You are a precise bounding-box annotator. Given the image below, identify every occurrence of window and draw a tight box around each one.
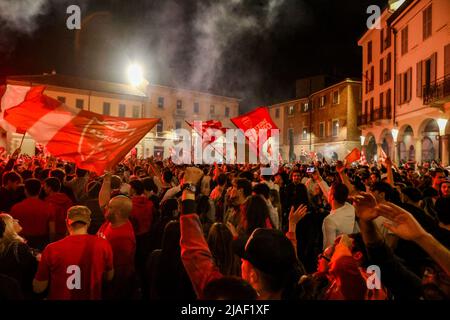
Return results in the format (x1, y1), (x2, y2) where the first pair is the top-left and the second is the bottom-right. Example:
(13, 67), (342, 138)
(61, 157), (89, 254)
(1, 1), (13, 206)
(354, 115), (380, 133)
(302, 128), (308, 140)
(210, 105), (215, 114)
(401, 26), (408, 55)
(385, 53), (391, 82)
(103, 102), (110, 115)
(367, 41), (372, 64)
(423, 5), (432, 40)
(380, 58), (384, 85)
(370, 98), (374, 121)
(176, 100), (182, 109)
(365, 71), (369, 94)
(319, 122), (325, 138)
(132, 105), (140, 118)
(156, 120), (163, 133)
(380, 29), (384, 53)
(320, 95), (327, 108)
(75, 99), (84, 109)
(275, 108), (280, 118)
(194, 102), (199, 113)
(57, 96), (66, 103)
(119, 104), (126, 117)
(385, 27), (391, 49)
(288, 105), (294, 115)
(332, 90), (339, 104)
(302, 102), (309, 112)
(386, 89), (392, 107)
(175, 121), (182, 130)
(158, 97), (164, 108)
(397, 68), (412, 104)
(332, 120), (339, 137)
(225, 106), (230, 117)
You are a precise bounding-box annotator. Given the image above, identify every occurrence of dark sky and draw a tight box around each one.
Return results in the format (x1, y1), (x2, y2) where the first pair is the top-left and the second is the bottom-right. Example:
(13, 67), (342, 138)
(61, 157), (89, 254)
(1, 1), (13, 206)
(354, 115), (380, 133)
(0, 0), (385, 112)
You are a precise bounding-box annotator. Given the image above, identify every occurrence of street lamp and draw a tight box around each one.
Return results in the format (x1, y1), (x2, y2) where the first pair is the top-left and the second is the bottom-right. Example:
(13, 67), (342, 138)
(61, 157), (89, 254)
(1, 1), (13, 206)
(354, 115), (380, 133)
(360, 135), (365, 146)
(391, 127), (399, 165)
(127, 63), (145, 87)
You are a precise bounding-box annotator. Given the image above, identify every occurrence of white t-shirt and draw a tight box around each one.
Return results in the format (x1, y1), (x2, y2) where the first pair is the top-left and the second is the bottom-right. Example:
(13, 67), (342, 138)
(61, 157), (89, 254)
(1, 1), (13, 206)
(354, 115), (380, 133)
(322, 202), (359, 249)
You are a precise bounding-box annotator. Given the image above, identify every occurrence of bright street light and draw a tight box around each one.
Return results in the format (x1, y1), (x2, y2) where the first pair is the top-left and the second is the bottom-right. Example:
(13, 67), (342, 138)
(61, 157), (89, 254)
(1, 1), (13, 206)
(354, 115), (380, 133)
(127, 63), (144, 87)
(391, 128), (399, 143)
(360, 135), (365, 146)
(437, 118), (448, 136)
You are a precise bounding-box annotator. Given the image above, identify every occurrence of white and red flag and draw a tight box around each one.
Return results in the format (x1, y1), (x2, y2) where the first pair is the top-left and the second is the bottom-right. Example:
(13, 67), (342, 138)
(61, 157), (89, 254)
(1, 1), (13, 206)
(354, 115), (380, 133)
(3, 86), (159, 175)
(186, 119), (227, 148)
(230, 106), (279, 158)
(0, 84), (32, 133)
(379, 146), (388, 163)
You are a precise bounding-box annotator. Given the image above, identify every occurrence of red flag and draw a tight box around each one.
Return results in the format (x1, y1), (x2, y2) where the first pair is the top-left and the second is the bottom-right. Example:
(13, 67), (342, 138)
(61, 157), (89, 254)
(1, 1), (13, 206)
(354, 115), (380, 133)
(345, 148), (361, 165)
(359, 148), (368, 165)
(4, 86), (159, 175)
(0, 84), (32, 132)
(230, 107), (278, 156)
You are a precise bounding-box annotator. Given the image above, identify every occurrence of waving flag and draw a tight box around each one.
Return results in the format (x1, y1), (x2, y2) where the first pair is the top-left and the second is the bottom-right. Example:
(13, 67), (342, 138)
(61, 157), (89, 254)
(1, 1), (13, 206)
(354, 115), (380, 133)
(0, 84), (32, 132)
(230, 107), (278, 158)
(345, 148), (361, 165)
(3, 86), (159, 175)
(186, 120), (227, 147)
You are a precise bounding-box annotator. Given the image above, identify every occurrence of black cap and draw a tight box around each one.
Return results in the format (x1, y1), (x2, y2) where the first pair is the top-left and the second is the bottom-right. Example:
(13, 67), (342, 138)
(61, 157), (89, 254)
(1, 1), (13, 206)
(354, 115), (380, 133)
(233, 229), (298, 276)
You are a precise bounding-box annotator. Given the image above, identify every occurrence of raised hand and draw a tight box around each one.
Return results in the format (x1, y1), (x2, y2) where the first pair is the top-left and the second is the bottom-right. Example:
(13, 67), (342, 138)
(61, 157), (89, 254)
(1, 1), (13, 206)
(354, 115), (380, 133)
(374, 202), (428, 242)
(288, 204), (308, 226)
(353, 192), (379, 222)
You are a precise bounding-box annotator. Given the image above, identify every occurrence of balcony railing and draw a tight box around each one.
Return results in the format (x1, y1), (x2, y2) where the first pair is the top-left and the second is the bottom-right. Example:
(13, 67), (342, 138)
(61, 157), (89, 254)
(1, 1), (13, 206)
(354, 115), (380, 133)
(423, 74), (450, 106)
(372, 105), (392, 121)
(357, 105), (392, 126)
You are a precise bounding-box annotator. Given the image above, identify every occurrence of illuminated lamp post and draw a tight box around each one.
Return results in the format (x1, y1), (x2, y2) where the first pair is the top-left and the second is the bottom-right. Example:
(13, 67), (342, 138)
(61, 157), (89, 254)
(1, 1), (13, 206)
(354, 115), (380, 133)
(391, 127), (399, 165)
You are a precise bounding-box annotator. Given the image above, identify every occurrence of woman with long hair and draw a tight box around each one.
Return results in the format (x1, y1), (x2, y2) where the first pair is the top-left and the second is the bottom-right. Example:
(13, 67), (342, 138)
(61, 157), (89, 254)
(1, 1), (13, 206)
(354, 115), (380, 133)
(207, 223), (240, 277)
(0, 213), (38, 299)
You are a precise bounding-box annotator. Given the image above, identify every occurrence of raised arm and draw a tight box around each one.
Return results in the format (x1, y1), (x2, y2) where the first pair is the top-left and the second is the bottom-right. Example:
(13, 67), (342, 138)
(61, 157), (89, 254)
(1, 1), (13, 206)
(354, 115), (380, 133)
(375, 202), (450, 276)
(336, 161), (357, 195)
(98, 172), (112, 210)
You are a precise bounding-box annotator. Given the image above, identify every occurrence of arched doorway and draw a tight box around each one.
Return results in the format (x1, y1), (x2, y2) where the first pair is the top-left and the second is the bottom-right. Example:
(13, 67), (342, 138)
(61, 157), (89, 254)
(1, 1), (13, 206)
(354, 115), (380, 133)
(421, 119), (439, 162)
(399, 125), (414, 162)
(366, 136), (377, 162)
(422, 137), (435, 161)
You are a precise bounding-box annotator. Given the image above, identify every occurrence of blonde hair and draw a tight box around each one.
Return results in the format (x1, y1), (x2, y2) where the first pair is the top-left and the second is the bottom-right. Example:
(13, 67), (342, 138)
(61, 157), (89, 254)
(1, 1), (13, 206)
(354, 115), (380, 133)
(0, 213), (25, 256)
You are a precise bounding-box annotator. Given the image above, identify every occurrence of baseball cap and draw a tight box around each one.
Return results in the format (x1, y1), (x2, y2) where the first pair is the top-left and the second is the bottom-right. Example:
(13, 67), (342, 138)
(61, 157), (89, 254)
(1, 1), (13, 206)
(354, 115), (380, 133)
(233, 228), (298, 276)
(67, 206), (91, 225)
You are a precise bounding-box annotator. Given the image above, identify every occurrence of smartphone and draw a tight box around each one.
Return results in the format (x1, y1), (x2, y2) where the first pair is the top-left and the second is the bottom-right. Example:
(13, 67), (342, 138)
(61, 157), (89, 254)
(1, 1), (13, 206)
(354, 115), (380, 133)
(306, 167), (315, 173)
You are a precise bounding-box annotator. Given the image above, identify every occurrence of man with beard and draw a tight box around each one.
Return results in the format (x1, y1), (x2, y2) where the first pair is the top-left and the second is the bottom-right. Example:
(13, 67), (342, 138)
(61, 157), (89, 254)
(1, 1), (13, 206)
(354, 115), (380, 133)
(224, 178), (252, 229)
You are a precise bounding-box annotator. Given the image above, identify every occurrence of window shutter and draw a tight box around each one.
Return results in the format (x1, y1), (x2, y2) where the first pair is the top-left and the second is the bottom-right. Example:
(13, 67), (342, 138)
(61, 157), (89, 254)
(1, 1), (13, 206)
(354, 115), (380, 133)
(380, 59), (384, 85)
(417, 60), (423, 97)
(407, 68), (412, 102)
(396, 74), (402, 104)
(430, 52), (437, 84)
(445, 44), (450, 76)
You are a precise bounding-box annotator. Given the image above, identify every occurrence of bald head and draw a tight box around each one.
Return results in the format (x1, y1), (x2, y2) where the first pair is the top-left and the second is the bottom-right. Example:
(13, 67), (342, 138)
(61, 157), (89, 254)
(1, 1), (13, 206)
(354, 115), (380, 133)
(107, 195), (132, 224)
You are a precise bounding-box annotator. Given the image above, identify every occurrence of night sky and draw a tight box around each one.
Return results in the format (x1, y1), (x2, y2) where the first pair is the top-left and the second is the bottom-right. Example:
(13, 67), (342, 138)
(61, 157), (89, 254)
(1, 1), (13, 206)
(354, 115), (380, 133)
(0, 0), (385, 112)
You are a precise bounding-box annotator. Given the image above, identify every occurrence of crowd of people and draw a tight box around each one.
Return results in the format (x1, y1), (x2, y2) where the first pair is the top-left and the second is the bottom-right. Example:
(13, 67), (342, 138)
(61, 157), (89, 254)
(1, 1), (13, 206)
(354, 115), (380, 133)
(0, 149), (449, 300)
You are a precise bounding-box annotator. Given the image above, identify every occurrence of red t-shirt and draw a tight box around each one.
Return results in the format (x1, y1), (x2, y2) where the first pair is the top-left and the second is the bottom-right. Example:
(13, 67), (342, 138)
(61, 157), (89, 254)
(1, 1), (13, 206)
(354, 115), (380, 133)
(97, 221), (136, 277)
(130, 195), (154, 235)
(34, 234), (113, 300)
(10, 198), (55, 237)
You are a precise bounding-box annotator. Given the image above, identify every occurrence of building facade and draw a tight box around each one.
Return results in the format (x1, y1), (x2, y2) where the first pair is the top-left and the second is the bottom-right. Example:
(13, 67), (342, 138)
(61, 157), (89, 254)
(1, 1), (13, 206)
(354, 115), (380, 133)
(270, 79), (362, 162)
(2, 74), (240, 158)
(359, 0), (450, 165)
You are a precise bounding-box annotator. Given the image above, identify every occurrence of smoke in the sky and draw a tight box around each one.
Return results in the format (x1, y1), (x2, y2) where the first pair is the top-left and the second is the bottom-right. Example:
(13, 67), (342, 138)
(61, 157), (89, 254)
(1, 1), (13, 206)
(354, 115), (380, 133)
(189, 0), (287, 92)
(0, 0), (49, 33)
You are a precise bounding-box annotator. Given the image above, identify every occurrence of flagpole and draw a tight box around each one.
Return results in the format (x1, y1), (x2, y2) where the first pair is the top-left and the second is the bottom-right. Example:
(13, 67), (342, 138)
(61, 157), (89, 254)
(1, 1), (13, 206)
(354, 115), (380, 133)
(185, 120), (227, 163)
(18, 132), (26, 149)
